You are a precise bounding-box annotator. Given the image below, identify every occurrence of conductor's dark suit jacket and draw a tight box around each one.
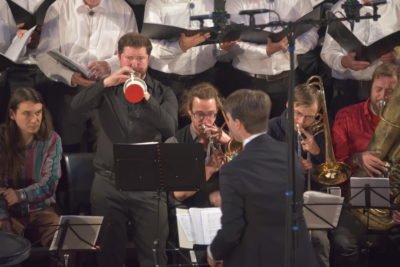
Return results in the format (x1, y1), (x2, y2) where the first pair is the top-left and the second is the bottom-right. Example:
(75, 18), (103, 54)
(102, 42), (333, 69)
(210, 134), (318, 267)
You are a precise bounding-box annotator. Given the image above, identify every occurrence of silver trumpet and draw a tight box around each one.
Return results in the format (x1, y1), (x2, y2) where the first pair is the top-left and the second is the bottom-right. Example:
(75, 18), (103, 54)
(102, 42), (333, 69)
(123, 72), (147, 103)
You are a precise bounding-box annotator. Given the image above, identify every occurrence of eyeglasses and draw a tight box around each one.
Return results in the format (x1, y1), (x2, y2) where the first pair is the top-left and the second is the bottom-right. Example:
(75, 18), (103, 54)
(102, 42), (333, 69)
(192, 111), (218, 119)
(294, 110), (316, 122)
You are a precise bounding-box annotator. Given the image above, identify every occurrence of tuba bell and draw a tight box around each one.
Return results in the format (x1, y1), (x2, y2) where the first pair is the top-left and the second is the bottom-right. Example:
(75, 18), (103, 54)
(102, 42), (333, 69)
(123, 72), (147, 103)
(352, 80), (400, 231)
(306, 76), (352, 185)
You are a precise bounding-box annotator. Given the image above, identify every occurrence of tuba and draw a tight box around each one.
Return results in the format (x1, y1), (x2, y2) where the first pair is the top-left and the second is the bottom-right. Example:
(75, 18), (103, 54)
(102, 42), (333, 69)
(352, 80), (400, 231)
(123, 72), (147, 103)
(307, 76), (352, 185)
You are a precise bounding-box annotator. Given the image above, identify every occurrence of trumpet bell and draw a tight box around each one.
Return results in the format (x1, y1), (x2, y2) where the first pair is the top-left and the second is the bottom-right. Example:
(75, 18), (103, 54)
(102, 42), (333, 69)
(313, 161), (352, 185)
(123, 73), (147, 103)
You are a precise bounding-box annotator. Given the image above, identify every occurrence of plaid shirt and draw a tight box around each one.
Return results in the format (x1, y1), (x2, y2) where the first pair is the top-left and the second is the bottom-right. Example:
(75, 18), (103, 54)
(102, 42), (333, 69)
(0, 131), (62, 220)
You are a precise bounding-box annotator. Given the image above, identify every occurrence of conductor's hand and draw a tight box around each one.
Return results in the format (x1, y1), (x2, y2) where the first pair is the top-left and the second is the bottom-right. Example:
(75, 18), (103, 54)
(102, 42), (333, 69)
(341, 52), (370, 71)
(179, 32), (211, 52)
(71, 72), (96, 87)
(103, 66), (133, 88)
(88, 61), (111, 80)
(266, 36), (288, 56)
(351, 151), (387, 177)
(379, 51), (397, 63)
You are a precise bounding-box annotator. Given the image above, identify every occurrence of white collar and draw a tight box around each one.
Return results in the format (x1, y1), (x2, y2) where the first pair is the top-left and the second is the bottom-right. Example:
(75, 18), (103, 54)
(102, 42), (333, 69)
(242, 132), (266, 148)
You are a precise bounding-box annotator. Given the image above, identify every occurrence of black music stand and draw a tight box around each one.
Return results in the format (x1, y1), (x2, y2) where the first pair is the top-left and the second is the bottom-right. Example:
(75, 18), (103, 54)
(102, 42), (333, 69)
(114, 143), (206, 266)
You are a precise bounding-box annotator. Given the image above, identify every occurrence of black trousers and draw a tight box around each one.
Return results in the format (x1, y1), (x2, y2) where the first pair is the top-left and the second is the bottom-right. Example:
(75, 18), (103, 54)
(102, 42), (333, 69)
(91, 172), (168, 267)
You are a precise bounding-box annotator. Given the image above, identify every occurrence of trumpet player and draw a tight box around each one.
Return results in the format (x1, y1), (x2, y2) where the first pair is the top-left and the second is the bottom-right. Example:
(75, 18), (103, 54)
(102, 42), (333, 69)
(331, 62), (400, 267)
(166, 82), (230, 208)
(268, 83), (329, 267)
(71, 32), (178, 267)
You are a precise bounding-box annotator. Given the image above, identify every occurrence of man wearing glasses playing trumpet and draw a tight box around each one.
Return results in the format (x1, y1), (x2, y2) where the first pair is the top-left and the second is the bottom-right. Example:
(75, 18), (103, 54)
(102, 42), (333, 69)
(166, 82), (231, 208)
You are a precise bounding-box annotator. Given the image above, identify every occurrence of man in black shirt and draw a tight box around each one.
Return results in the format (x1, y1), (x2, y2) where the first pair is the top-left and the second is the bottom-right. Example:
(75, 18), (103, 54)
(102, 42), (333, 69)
(71, 32), (178, 267)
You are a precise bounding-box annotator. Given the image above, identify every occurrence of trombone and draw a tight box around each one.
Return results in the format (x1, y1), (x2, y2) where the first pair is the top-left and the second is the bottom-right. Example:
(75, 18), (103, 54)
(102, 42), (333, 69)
(306, 76), (352, 185)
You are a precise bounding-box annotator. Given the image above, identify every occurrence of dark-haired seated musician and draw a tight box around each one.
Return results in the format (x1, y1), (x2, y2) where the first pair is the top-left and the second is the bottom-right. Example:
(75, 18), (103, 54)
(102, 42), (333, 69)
(71, 32), (178, 267)
(207, 89), (318, 267)
(0, 87), (62, 247)
(268, 82), (329, 267)
(331, 62), (400, 267)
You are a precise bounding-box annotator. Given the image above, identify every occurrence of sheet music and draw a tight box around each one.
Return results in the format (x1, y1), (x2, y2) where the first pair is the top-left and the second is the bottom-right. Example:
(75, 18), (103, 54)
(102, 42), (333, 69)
(200, 208), (222, 245)
(48, 50), (91, 78)
(189, 208), (205, 245)
(1, 25), (36, 62)
(350, 177), (390, 208)
(176, 207), (222, 247)
(176, 208), (195, 249)
(303, 191), (343, 229)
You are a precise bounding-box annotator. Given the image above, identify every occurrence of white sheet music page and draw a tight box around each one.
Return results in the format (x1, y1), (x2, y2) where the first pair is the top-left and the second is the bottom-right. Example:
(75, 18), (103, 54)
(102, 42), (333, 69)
(303, 190), (344, 229)
(200, 208), (222, 245)
(3, 26), (37, 62)
(189, 208), (205, 245)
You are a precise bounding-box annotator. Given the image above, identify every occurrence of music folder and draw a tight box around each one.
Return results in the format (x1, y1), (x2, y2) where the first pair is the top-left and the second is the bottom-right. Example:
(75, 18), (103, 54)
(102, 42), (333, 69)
(7, 0), (54, 28)
(113, 143), (205, 191)
(239, 5), (321, 44)
(47, 50), (91, 78)
(327, 12), (400, 62)
(141, 23), (243, 45)
(0, 25), (37, 71)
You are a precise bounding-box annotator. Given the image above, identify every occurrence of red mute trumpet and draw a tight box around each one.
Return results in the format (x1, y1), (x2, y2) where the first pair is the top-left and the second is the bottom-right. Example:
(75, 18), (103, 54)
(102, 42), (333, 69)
(123, 72), (147, 103)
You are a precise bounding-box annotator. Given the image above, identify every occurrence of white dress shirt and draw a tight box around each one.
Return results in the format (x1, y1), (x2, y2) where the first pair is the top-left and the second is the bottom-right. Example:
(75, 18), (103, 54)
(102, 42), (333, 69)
(144, 0), (222, 75)
(226, 0), (318, 76)
(321, 0), (400, 81)
(37, 0), (137, 86)
(0, 0), (17, 53)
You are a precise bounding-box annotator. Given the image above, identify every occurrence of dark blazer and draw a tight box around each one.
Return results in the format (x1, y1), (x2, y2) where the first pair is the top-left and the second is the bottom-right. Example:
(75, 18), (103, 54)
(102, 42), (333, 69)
(210, 134), (318, 267)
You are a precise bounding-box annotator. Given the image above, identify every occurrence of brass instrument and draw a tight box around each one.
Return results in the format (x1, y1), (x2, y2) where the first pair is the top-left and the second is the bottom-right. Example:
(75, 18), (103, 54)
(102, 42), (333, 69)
(123, 72), (147, 103)
(352, 81), (400, 231)
(306, 76), (352, 185)
(220, 110), (242, 161)
(201, 122), (242, 164)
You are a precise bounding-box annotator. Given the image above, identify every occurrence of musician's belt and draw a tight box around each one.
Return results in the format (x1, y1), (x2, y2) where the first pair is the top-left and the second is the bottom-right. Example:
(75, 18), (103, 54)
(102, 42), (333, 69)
(242, 70), (290, 81)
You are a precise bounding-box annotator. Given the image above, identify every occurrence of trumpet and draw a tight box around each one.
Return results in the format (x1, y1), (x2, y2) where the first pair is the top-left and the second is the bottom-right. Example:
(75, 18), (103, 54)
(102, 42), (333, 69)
(123, 72), (147, 103)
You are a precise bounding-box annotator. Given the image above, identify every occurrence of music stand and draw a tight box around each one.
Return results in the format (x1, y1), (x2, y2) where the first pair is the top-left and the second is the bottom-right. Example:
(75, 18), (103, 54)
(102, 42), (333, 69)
(49, 216), (103, 267)
(350, 177), (391, 208)
(303, 190), (344, 230)
(113, 143), (206, 266)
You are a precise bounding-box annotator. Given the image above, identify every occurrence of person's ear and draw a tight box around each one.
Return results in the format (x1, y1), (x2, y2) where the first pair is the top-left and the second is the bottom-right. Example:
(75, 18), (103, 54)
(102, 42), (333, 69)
(9, 109), (16, 120)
